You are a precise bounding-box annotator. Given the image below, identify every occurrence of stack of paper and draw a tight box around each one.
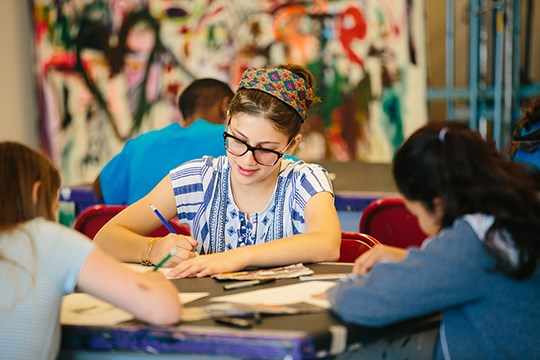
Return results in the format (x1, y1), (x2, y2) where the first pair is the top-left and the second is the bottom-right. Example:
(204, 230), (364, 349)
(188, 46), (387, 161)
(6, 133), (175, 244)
(211, 263), (314, 280)
(182, 301), (325, 322)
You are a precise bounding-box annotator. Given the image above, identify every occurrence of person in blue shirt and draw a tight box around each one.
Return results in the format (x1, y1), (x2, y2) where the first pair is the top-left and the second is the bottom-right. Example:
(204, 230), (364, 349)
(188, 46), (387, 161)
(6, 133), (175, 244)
(92, 78), (234, 205)
(509, 95), (540, 173)
(327, 122), (540, 359)
(94, 64), (341, 278)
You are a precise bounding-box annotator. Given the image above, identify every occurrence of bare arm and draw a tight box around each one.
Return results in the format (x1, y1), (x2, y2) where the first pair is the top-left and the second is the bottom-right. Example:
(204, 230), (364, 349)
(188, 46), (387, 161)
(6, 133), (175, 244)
(93, 175), (197, 264)
(168, 191), (342, 278)
(76, 247), (182, 325)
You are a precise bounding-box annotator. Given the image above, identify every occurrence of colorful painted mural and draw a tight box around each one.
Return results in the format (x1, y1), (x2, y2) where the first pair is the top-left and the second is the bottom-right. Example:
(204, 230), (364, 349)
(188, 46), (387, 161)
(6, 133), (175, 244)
(31, 0), (426, 185)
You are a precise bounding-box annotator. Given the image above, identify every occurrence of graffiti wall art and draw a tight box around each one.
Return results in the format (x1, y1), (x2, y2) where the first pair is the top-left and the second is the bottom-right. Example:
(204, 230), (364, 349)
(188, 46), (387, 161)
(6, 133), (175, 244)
(31, 0), (427, 185)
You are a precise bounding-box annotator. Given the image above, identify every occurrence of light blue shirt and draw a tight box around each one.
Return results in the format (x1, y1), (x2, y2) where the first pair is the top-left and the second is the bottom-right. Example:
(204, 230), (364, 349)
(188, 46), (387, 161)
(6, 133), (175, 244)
(0, 218), (94, 360)
(170, 156), (333, 254)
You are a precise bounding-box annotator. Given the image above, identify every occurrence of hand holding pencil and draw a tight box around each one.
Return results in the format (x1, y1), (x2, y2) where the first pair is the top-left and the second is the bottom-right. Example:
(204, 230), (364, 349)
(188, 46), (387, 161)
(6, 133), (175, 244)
(149, 204), (198, 268)
(153, 247), (179, 271)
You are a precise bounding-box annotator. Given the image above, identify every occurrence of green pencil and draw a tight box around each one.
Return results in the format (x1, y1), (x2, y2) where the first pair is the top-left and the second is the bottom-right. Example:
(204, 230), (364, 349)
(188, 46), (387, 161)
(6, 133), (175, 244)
(152, 247), (179, 272)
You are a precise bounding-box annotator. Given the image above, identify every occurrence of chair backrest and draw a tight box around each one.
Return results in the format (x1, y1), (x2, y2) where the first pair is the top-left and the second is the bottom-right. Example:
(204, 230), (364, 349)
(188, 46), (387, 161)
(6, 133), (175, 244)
(339, 232), (380, 263)
(73, 204), (190, 240)
(359, 197), (427, 249)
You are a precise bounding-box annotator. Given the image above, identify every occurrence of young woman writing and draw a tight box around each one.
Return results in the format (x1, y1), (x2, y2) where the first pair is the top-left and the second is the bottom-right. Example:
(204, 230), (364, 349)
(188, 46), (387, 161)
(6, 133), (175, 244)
(94, 64), (341, 278)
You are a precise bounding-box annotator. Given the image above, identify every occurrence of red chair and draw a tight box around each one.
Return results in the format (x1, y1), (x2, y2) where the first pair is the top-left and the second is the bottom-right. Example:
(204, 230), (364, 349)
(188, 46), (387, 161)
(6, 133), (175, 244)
(339, 232), (380, 263)
(359, 197), (427, 249)
(73, 204), (190, 240)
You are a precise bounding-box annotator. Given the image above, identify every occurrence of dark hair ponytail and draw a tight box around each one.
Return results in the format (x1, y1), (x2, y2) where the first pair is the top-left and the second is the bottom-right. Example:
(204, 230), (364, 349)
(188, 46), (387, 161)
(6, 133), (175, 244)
(393, 122), (540, 279)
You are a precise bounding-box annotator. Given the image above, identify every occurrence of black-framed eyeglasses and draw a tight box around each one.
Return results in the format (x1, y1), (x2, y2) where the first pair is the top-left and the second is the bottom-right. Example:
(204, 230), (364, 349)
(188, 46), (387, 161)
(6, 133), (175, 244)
(223, 131), (293, 166)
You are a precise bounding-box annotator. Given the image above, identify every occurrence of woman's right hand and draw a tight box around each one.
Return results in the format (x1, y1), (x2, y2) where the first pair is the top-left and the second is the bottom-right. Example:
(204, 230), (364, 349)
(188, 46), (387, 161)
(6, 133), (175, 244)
(352, 244), (408, 275)
(150, 234), (199, 267)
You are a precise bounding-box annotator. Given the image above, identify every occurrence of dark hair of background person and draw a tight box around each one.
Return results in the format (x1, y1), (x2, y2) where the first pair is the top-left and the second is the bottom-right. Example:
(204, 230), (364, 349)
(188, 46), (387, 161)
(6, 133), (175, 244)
(178, 78), (235, 124)
(0, 142), (60, 232)
(509, 95), (540, 172)
(228, 64), (320, 139)
(393, 122), (540, 279)
(515, 96), (540, 133)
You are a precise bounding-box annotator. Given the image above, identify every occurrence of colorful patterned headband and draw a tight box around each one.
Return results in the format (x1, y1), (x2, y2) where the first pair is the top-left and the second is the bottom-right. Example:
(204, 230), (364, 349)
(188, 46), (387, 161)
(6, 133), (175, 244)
(237, 67), (314, 121)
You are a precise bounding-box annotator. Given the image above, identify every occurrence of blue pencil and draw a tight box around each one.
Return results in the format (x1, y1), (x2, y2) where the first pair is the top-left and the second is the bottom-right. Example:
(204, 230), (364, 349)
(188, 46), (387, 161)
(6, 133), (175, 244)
(150, 204), (198, 256)
(150, 204), (176, 234)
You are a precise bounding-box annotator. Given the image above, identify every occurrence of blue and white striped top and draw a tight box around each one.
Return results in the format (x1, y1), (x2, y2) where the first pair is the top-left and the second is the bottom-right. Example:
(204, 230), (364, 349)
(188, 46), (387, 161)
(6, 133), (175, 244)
(170, 156), (334, 254)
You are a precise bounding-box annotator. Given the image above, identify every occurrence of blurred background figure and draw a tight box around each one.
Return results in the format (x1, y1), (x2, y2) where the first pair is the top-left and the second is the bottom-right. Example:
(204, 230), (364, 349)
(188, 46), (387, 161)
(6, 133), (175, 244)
(93, 78), (234, 205)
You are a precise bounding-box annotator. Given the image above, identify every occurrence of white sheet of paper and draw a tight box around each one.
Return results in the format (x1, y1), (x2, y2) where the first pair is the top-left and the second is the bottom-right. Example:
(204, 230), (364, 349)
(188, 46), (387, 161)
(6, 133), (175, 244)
(61, 293), (133, 326)
(211, 281), (335, 309)
(61, 292), (209, 326)
(119, 263), (209, 303)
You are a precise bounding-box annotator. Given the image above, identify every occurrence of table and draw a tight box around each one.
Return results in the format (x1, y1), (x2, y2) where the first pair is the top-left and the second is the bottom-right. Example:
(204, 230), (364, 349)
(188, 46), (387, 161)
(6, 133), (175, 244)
(59, 263), (439, 360)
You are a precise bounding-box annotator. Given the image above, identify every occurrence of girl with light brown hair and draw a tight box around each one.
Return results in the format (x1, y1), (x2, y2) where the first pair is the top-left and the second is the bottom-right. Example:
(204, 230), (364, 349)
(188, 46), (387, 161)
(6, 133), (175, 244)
(0, 142), (182, 360)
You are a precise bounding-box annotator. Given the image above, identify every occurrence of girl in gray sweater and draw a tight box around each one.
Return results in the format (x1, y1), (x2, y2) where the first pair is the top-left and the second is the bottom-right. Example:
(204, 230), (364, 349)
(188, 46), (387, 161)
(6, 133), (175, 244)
(328, 122), (540, 359)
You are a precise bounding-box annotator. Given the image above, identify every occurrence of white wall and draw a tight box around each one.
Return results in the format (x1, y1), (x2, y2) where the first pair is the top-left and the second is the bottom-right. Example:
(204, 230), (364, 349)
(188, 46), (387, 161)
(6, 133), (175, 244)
(0, 0), (37, 147)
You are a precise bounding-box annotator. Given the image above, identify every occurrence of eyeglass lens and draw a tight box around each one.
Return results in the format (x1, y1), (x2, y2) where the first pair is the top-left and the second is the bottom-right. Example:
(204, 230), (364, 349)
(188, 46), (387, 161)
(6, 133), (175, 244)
(224, 136), (280, 166)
